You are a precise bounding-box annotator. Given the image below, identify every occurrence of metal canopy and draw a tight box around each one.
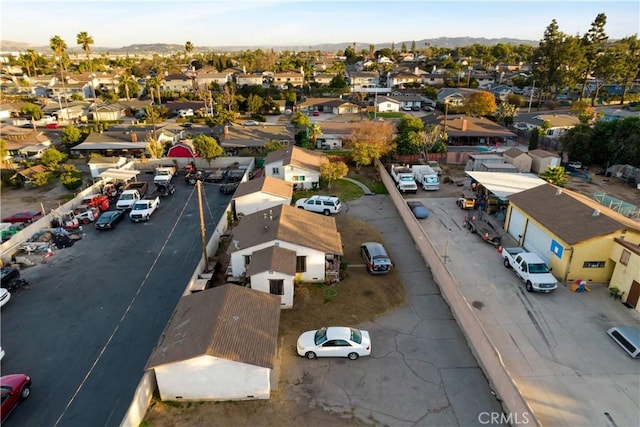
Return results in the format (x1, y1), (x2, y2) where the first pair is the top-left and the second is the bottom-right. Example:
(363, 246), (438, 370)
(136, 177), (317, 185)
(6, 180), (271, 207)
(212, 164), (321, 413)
(465, 171), (547, 199)
(98, 168), (140, 181)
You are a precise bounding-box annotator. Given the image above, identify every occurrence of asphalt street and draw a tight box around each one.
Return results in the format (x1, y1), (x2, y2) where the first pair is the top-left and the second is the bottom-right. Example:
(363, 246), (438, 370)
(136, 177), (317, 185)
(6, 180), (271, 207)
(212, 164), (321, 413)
(1, 176), (233, 426)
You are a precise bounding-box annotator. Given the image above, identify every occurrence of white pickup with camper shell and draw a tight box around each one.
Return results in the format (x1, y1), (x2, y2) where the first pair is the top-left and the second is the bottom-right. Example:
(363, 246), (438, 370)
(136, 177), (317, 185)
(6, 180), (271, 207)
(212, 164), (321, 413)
(502, 247), (558, 292)
(153, 166), (177, 185)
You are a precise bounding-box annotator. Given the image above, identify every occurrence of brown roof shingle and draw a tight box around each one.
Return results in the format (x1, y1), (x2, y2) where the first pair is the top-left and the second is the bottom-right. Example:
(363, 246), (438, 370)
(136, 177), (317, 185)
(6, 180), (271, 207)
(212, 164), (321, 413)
(507, 184), (625, 244)
(228, 204), (343, 255)
(146, 285), (280, 369)
(233, 176), (293, 199)
(246, 245), (297, 276)
(264, 146), (326, 171)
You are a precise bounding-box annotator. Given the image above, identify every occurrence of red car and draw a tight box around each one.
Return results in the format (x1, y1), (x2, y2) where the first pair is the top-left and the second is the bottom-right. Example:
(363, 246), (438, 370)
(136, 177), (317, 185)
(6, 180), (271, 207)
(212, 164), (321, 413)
(2, 210), (42, 224)
(1, 374), (31, 422)
(45, 123), (60, 129)
(313, 111), (320, 116)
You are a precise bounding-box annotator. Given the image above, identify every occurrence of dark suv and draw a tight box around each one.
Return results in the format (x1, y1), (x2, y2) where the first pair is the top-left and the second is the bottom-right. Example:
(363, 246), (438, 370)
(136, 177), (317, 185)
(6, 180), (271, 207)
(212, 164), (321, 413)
(0, 267), (20, 288)
(360, 242), (392, 274)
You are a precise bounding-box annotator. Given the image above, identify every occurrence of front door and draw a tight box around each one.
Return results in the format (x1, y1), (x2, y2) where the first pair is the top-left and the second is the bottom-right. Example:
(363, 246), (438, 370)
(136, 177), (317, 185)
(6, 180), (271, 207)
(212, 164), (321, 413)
(626, 280), (640, 308)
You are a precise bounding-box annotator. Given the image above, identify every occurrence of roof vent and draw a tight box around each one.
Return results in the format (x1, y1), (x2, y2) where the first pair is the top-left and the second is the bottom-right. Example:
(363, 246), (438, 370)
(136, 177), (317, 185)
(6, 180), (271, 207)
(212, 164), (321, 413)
(592, 209), (600, 217)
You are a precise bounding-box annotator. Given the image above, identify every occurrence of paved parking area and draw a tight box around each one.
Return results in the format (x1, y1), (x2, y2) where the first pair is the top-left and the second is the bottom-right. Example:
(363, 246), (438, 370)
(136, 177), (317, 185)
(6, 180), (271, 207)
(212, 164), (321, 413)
(415, 195), (640, 427)
(1, 177), (233, 426)
(278, 196), (503, 426)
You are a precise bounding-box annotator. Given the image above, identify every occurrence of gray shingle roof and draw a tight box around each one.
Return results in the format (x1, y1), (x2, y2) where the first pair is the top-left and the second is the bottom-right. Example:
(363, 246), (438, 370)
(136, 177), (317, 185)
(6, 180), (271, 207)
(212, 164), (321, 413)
(146, 285), (280, 369)
(246, 245), (297, 276)
(233, 176), (293, 199)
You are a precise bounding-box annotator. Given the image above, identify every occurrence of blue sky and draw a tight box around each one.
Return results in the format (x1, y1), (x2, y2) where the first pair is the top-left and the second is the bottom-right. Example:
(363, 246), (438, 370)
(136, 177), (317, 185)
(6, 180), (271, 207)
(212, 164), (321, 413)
(1, 1), (638, 48)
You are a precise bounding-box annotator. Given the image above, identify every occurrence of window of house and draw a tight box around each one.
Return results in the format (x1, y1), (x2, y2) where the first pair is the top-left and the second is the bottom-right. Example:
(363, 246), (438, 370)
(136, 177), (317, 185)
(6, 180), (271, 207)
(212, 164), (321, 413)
(296, 256), (307, 273)
(244, 255), (251, 266)
(272, 167), (280, 174)
(583, 261), (605, 268)
(269, 279), (284, 295)
(620, 250), (631, 266)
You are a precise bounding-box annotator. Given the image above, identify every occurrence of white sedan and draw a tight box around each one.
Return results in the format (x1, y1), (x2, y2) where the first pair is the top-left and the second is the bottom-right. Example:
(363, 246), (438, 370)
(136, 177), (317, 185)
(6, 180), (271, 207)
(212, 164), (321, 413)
(297, 326), (371, 360)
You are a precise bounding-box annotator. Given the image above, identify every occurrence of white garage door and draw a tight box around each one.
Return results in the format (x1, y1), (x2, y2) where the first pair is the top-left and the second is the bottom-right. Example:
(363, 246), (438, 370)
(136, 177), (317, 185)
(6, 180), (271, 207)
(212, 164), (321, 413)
(507, 208), (526, 244)
(523, 221), (553, 264)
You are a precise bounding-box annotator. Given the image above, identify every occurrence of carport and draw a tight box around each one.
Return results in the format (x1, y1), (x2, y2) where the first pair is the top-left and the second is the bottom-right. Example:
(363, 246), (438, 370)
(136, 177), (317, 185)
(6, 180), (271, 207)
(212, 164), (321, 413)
(98, 168), (140, 182)
(466, 171), (547, 200)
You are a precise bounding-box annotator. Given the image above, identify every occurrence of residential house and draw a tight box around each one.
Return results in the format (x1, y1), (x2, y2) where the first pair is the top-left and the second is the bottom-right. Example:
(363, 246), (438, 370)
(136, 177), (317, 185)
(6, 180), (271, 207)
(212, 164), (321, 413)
(388, 95), (422, 110)
(377, 56), (394, 64)
(1, 127), (52, 160)
(472, 73), (496, 88)
(14, 164), (49, 186)
(502, 147), (532, 173)
(488, 84), (515, 102)
(424, 114), (516, 146)
(272, 71), (304, 88)
(218, 125), (293, 153)
(233, 176), (293, 217)
(506, 184), (640, 284)
(528, 149), (561, 174)
(263, 146), (326, 189)
(316, 122), (357, 150)
(313, 73), (336, 85)
(92, 103), (126, 122)
(322, 100), (360, 115)
(349, 71), (380, 89)
(227, 204), (343, 286)
(246, 246), (297, 308)
(162, 73), (195, 93)
(71, 128), (175, 156)
(387, 71), (422, 88)
(532, 114), (580, 138)
(194, 69), (233, 89)
(420, 73), (447, 87)
(609, 238), (640, 313)
(375, 96), (400, 112)
(436, 88), (482, 107)
(236, 73), (264, 87)
(145, 285), (280, 401)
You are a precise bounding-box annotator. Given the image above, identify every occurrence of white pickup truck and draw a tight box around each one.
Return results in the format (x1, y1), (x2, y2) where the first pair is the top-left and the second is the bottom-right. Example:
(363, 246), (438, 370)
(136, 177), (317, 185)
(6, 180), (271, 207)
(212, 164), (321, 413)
(390, 164), (418, 193)
(129, 197), (160, 222)
(153, 166), (177, 185)
(502, 247), (558, 293)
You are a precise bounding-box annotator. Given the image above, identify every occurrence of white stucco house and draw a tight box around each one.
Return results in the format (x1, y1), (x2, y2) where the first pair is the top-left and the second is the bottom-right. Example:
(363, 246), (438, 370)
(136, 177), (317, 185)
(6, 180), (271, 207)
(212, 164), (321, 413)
(246, 245), (297, 308)
(233, 176), (293, 217)
(145, 285), (280, 401)
(263, 146), (326, 190)
(376, 96), (401, 112)
(228, 204), (343, 286)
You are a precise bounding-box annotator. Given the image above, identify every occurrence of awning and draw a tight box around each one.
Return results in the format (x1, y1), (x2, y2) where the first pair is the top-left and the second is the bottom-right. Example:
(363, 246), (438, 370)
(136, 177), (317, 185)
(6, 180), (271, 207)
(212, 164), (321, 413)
(465, 171), (546, 199)
(98, 168), (140, 181)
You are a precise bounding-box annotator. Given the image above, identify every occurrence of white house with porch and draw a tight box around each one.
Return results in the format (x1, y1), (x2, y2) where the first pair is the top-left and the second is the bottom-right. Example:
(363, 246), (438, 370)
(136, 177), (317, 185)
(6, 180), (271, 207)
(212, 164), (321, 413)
(263, 146), (325, 190)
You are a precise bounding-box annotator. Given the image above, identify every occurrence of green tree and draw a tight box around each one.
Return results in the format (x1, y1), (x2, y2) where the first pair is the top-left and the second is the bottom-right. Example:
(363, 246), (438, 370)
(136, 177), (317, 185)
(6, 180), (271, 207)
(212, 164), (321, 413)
(611, 36), (640, 105)
(118, 73), (140, 101)
(539, 166), (569, 187)
(20, 104), (43, 129)
(309, 123), (322, 147)
(529, 128), (540, 150)
(193, 134), (223, 166)
(61, 125), (82, 147)
(328, 75), (349, 90)
(30, 171), (52, 187)
(349, 121), (395, 170)
(290, 111), (310, 130)
(145, 138), (164, 159)
(570, 100), (595, 124)
(262, 140), (285, 154)
(320, 161), (348, 190)
(41, 147), (67, 169)
(394, 115), (425, 155)
(185, 41), (194, 57)
(464, 92), (497, 116)
(59, 164), (83, 190)
(418, 124), (447, 159)
(76, 31), (95, 70)
(579, 13), (608, 100)
(495, 102), (518, 127)
(247, 93), (264, 115)
(50, 35), (69, 120)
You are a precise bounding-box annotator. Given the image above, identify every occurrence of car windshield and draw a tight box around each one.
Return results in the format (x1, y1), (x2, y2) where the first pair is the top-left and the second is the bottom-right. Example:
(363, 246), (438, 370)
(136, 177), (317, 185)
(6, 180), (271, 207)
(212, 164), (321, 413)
(132, 204), (145, 210)
(314, 327), (328, 345)
(529, 263), (550, 273)
(350, 328), (362, 344)
(400, 176), (413, 182)
(121, 194), (133, 200)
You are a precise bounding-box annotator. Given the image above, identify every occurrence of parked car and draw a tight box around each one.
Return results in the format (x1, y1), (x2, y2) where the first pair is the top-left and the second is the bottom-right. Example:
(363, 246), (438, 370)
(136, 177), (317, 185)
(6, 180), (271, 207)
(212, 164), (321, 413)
(407, 201), (429, 219)
(402, 106), (413, 112)
(360, 242), (393, 274)
(180, 122), (193, 128)
(295, 195), (342, 216)
(2, 210), (42, 224)
(411, 106), (421, 111)
(312, 111), (320, 116)
(568, 161), (582, 170)
(95, 210), (125, 230)
(1, 267), (20, 290)
(0, 288), (10, 308)
(242, 120), (259, 126)
(45, 123), (60, 129)
(607, 326), (640, 358)
(296, 326), (371, 360)
(0, 374), (31, 422)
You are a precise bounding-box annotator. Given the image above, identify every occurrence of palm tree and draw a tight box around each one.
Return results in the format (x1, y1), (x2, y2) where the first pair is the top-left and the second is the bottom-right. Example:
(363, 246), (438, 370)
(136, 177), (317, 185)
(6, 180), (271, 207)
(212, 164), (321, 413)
(77, 31), (94, 70)
(539, 166), (569, 187)
(118, 73), (136, 101)
(50, 35), (70, 121)
(146, 75), (163, 105)
(185, 41), (194, 57)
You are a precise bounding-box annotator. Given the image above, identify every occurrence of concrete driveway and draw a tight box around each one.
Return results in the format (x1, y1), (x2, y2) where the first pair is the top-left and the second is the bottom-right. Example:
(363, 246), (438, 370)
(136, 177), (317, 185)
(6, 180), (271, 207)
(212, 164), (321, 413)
(280, 196), (503, 426)
(415, 195), (640, 427)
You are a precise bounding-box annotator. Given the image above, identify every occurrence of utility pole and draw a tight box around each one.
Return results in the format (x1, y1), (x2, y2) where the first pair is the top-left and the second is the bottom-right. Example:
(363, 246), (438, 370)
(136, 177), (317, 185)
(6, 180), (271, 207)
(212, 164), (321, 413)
(527, 80), (536, 113)
(196, 181), (209, 272)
